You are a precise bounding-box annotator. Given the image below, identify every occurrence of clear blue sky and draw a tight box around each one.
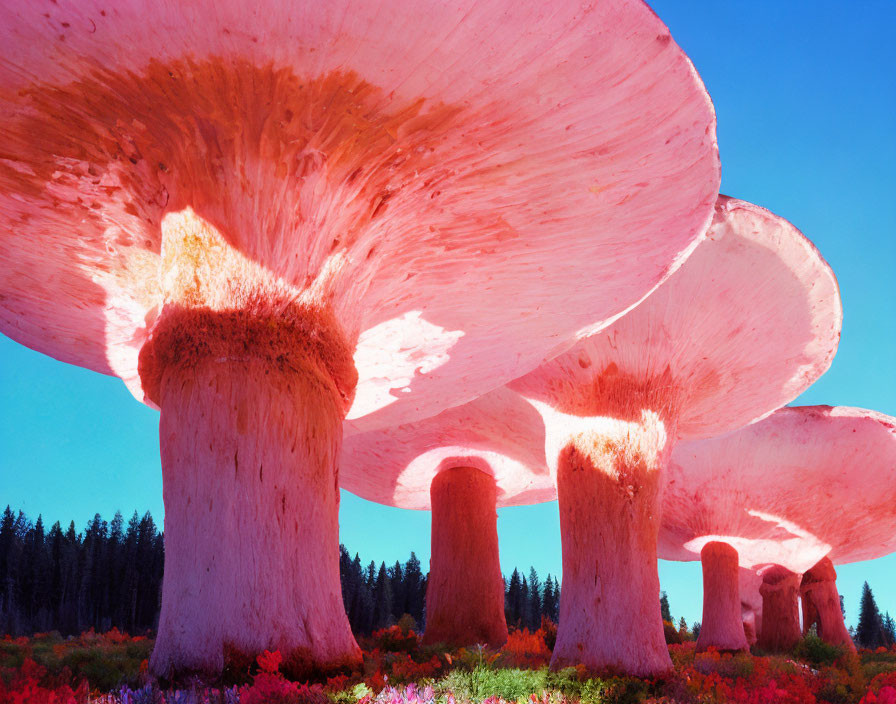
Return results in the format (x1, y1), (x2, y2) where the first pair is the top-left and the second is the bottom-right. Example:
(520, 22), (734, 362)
(1, 1), (894, 629)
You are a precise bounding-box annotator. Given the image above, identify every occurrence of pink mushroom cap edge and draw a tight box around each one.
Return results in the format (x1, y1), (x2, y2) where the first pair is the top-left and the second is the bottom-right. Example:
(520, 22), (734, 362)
(340, 387), (554, 510)
(659, 405), (896, 573)
(510, 196), (842, 454)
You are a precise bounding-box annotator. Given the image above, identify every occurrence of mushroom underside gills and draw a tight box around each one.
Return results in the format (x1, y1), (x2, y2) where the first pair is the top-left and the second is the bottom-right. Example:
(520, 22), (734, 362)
(423, 467), (508, 648)
(696, 542), (749, 653)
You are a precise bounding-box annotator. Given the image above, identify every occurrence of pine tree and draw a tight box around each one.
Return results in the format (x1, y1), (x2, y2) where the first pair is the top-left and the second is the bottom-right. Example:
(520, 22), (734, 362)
(17, 514), (37, 629)
(61, 521), (80, 634)
(134, 512), (159, 631)
(882, 612), (895, 647)
(521, 576), (531, 629)
(660, 591), (672, 622)
(856, 581), (885, 648)
(541, 575), (552, 621)
(107, 512), (124, 627)
(347, 554), (373, 634)
(541, 574), (559, 623)
(122, 512), (140, 633)
(403, 552), (425, 626)
(527, 567), (541, 631)
(0, 506), (17, 632)
(372, 562), (393, 630)
(506, 568), (522, 627)
(338, 544), (356, 620)
(89, 514), (111, 629)
(47, 522), (64, 627)
(389, 561), (405, 620)
(31, 515), (51, 631)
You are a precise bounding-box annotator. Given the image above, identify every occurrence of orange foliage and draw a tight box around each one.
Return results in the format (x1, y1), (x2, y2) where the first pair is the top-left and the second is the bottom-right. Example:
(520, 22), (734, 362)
(501, 627), (551, 668)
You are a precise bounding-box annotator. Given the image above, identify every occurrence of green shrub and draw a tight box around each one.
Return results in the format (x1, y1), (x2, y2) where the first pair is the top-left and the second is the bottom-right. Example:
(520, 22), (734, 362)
(580, 677), (649, 704)
(438, 665), (547, 702)
(57, 647), (140, 691)
(542, 667), (580, 693)
(794, 634), (845, 667)
(541, 668), (650, 704)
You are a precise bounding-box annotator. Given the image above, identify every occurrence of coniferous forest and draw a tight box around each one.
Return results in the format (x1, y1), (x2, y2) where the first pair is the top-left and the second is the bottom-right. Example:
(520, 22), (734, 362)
(0, 507), (562, 638)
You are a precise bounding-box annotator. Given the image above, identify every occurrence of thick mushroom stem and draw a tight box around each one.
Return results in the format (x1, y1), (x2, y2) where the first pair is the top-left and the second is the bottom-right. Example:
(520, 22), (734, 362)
(696, 542), (749, 652)
(423, 467), (508, 647)
(138, 211), (361, 677)
(551, 412), (672, 676)
(800, 557), (855, 651)
(757, 565), (802, 652)
(145, 321), (361, 678)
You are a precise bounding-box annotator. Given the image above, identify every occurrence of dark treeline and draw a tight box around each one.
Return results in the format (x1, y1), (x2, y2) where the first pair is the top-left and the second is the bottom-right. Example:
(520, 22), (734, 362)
(338, 546), (427, 634)
(0, 507), (163, 637)
(1, 507), (562, 638)
(9, 506), (889, 646)
(337, 550), (561, 635)
(505, 567), (559, 631)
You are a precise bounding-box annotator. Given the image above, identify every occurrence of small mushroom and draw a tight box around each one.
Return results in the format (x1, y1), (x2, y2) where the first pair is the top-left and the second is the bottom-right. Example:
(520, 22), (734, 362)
(661, 405), (896, 652)
(759, 565), (803, 651)
(801, 557), (853, 650)
(342, 387), (552, 647)
(697, 542), (750, 652)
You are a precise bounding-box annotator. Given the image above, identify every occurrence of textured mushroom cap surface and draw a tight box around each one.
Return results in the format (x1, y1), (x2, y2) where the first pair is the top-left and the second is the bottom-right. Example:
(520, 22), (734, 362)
(340, 387), (552, 510)
(659, 406), (896, 572)
(510, 197), (841, 443)
(0, 0), (719, 433)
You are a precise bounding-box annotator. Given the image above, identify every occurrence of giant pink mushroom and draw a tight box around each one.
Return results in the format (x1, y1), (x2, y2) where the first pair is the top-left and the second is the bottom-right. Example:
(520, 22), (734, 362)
(340, 388), (556, 646)
(0, 0), (720, 678)
(661, 406), (896, 653)
(342, 387), (552, 647)
(510, 197), (841, 675)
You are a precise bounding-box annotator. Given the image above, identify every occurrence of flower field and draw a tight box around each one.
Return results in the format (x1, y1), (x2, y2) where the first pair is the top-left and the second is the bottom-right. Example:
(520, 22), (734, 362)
(3, 626), (895, 704)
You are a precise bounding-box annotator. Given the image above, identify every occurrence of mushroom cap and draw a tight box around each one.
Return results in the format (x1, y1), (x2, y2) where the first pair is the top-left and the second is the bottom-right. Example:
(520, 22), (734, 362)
(340, 387), (553, 510)
(658, 406), (896, 573)
(0, 0), (719, 434)
(510, 196), (841, 446)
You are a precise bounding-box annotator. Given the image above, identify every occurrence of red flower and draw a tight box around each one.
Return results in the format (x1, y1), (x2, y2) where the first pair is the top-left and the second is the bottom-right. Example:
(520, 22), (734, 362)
(257, 649), (283, 674)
